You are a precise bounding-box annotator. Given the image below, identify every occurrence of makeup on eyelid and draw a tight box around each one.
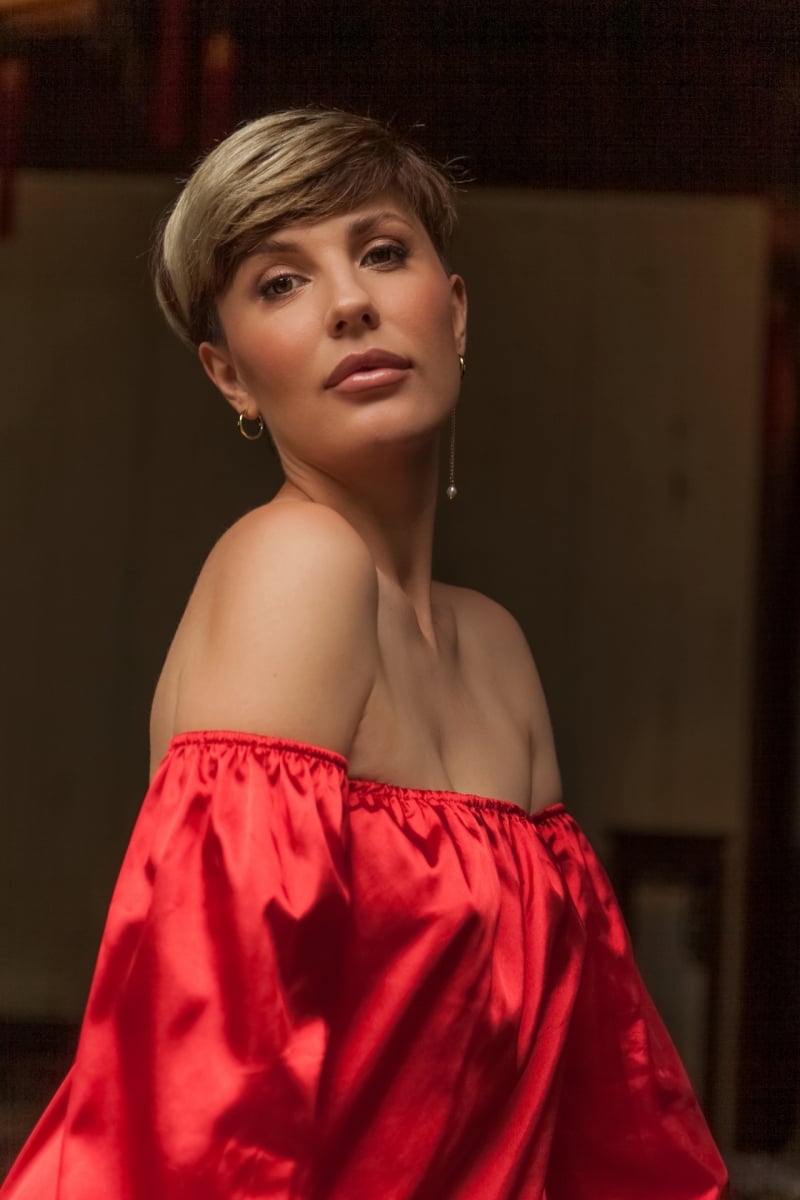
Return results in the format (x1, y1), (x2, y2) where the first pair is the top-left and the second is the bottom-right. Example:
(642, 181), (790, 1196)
(255, 241), (411, 302)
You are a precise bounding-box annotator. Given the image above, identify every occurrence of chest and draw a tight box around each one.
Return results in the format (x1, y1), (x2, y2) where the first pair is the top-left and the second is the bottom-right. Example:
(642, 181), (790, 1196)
(348, 606), (532, 810)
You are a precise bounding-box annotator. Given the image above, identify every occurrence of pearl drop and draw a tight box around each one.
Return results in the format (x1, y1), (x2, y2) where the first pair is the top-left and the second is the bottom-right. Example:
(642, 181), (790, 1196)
(446, 484), (458, 500)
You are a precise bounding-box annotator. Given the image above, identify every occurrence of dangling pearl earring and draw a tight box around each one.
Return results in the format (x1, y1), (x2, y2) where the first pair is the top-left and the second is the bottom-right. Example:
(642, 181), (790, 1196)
(446, 354), (466, 501)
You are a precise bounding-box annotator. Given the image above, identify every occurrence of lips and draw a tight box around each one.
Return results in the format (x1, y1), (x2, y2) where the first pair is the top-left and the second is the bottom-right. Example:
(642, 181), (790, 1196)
(324, 349), (411, 389)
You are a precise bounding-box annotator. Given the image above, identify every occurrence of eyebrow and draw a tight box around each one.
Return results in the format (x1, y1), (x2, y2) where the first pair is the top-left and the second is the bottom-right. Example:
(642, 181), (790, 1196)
(346, 210), (415, 238)
(251, 235), (300, 256)
(252, 210), (414, 257)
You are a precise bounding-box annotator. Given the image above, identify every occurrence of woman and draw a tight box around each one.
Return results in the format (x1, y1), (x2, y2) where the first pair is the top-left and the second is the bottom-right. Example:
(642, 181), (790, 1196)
(1, 109), (728, 1199)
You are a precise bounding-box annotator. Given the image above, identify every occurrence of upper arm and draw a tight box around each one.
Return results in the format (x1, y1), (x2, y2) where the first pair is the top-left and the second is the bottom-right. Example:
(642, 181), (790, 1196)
(151, 504), (378, 768)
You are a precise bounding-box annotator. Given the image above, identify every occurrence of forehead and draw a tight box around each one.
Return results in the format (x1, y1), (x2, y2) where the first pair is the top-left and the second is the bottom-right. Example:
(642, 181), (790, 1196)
(253, 193), (423, 252)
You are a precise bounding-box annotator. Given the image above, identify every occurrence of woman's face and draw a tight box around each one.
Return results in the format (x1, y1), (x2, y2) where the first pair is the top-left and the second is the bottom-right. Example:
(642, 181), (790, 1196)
(199, 193), (467, 480)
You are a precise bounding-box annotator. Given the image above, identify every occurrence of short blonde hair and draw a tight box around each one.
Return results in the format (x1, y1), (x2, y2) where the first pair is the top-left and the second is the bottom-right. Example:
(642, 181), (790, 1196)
(153, 108), (459, 347)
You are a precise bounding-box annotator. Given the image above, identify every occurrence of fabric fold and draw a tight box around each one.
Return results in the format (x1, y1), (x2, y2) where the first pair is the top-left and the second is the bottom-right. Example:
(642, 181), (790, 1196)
(2, 734), (351, 1200)
(540, 814), (730, 1199)
(1, 732), (728, 1200)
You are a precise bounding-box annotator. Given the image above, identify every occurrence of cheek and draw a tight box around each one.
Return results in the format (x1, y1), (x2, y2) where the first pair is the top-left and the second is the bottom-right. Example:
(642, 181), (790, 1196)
(400, 279), (458, 346)
(236, 313), (319, 395)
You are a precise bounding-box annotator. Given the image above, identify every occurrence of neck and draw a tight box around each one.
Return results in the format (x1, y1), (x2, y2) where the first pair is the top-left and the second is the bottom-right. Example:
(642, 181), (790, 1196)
(277, 439), (442, 630)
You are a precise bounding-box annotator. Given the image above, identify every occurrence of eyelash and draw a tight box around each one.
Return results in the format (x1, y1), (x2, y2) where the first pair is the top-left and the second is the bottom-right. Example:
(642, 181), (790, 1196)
(258, 274), (300, 300)
(363, 241), (409, 268)
(257, 241), (410, 301)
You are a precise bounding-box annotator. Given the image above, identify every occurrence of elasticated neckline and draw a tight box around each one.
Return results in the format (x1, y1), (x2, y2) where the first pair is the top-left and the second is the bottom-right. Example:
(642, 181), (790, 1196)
(167, 729), (566, 825)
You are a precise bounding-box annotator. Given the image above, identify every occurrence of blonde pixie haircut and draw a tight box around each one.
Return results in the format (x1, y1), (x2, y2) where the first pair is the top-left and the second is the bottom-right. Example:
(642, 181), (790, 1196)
(153, 108), (459, 348)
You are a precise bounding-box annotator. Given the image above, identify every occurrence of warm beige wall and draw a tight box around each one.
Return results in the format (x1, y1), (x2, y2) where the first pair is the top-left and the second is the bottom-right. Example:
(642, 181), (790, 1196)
(442, 190), (768, 1143)
(444, 190), (767, 842)
(0, 174), (768, 1142)
(0, 172), (280, 1018)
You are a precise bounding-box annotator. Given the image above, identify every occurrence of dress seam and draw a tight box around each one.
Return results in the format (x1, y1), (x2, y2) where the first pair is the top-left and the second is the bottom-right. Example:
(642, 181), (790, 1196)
(348, 781), (569, 826)
(166, 731), (573, 826)
(168, 730), (349, 771)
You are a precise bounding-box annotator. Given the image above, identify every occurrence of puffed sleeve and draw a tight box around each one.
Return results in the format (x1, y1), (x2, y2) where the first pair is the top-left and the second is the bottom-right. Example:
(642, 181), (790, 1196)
(1, 733), (351, 1200)
(540, 815), (730, 1200)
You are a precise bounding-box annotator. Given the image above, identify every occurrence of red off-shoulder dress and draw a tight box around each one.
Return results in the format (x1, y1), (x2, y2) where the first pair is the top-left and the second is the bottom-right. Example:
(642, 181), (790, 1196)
(1, 732), (728, 1199)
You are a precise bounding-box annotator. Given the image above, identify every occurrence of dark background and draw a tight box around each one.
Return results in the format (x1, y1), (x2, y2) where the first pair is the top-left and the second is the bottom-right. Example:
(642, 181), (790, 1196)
(7, 0), (800, 194)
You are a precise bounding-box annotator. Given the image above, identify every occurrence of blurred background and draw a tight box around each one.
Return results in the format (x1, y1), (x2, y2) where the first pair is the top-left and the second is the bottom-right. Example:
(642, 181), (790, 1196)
(1, 2), (798, 1196)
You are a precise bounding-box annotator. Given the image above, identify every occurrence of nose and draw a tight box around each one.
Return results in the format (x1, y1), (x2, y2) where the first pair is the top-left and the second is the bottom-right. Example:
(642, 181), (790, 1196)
(325, 270), (380, 337)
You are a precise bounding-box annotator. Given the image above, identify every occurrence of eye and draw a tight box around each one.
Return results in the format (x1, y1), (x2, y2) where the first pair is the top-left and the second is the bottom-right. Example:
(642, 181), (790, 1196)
(257, 272), (303, 300)
(362, 242), (409, 268)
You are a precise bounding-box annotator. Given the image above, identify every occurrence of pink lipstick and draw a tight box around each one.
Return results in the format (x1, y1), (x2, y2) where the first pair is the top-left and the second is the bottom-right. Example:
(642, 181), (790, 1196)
(325, 349), (411, 393)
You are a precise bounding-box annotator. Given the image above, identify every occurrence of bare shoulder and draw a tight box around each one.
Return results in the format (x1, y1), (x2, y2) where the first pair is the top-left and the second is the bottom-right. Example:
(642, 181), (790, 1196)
(210, 497), (374, 566)
(199, 500), (377, 615)
(440, 585), (542, 704)
(437, 583), (562, 809)
(150, 501), (378, 773)
(439, 584), (532, 664)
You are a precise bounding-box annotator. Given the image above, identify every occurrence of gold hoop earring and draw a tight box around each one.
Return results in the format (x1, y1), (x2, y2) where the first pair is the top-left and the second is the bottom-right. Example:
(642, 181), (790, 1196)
(458, 354), (466, 379)
(238, 412), (264, 441)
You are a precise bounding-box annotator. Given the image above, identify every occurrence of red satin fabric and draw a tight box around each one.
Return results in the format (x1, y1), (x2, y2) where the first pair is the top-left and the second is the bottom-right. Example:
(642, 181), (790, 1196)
(2, 732), (728, 1199)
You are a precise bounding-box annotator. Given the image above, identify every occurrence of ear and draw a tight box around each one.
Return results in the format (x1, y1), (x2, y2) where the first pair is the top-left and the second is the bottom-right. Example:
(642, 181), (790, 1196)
(198, 340), (258, 419)
(449, 274), (468, 356)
